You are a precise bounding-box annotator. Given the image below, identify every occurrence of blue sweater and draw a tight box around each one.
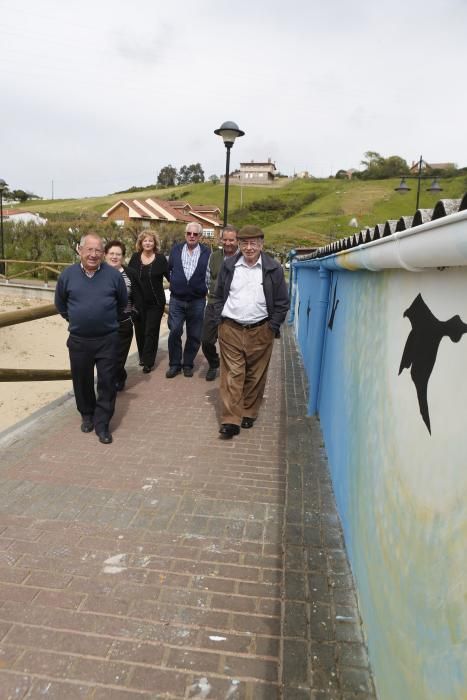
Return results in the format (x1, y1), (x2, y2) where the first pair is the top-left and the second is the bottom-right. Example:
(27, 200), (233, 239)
(168, 243), (210, 301)
(55, 263), (128, 337)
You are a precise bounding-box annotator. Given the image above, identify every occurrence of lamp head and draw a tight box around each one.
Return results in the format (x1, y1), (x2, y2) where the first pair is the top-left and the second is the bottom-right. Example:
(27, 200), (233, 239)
(427, 178), (442, 194)
(214, 121), (245, 147)
(395, 177), (411, 194)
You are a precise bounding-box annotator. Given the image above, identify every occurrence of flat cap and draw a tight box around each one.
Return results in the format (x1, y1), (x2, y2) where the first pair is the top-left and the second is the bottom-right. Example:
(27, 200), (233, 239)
(237, 225), (265, 240)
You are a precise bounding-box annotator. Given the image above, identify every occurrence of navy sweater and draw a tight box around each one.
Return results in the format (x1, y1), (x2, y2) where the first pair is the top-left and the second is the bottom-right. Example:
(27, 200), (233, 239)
(168, 243), (210, 301)
(55, 263), (128, 337)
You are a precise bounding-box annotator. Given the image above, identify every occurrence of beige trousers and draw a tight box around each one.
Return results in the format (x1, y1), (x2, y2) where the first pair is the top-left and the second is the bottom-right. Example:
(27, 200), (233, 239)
(218, 319), (275, 426)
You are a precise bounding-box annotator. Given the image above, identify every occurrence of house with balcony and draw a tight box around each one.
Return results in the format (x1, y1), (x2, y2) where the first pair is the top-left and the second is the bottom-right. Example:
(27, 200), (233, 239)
(221, 158), (278, 185)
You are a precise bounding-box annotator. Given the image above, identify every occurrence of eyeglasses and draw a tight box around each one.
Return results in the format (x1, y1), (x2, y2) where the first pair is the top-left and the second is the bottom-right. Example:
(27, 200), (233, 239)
(186, 232), (200, 237)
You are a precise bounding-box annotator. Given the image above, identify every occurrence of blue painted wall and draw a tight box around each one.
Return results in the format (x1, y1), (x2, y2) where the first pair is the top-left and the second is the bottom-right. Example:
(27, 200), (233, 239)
(292, 261), (467, 700)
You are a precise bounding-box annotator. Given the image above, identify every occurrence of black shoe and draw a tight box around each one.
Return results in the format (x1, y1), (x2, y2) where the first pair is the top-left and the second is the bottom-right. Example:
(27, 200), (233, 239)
(143, 365), (154, 374)
(96, 430), (113, 444)
(80, 416), (94, 433)
(219, 423), (240, 439)
(138, 360), (144, 366)
(241, 417), (256, 429)
(183, 366), (194, 377)
(166, 366), (181, 378)
(115, 381), (126, 392)
(205, 367), (217, 381)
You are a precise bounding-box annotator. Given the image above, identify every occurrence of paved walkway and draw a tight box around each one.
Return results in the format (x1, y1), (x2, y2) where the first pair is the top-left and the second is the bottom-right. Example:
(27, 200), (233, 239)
(0, 325), (376, 699)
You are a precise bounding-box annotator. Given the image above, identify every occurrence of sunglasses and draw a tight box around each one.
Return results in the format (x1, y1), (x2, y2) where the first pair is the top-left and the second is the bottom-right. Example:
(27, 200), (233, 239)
(186, 232), (200, 237)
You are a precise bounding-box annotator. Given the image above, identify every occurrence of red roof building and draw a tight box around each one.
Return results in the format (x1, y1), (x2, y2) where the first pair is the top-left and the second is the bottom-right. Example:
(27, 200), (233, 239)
(101, 198), (222, 237)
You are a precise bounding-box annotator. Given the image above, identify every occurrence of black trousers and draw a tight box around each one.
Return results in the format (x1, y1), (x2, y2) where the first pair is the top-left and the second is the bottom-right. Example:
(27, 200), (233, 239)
(116, 318), (133, 385)
(133, 304), (164, 368)
(67, 332), (118, 433)
(201, 303), (220, 369)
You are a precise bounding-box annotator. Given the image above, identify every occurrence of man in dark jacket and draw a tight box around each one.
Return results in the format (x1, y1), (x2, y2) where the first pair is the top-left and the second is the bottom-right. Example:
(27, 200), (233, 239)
(212, 225), (289, 439)
(201, 224), (238, 381)
(55, 233), (128, 444)
(166, 222), (211, 378)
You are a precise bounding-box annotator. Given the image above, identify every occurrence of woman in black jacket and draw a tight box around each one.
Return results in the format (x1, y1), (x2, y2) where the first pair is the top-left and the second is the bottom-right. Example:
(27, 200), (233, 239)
(104, 239), (144, 391)
(128, 230), (169, 373)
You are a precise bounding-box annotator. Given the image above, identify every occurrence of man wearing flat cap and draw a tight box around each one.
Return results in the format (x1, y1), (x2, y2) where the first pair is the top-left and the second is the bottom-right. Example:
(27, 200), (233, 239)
(212, 225), (289, 439)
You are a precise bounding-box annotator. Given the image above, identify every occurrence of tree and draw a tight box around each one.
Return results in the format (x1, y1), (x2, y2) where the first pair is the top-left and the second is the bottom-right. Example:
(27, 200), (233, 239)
(382, 156), (409, 178)
(177, 163), (205, 185)
(5, 188), (41, 202)
(208, 174), (220, 185)
(360, 151), (409, 179)
(157, 165), (177, 188)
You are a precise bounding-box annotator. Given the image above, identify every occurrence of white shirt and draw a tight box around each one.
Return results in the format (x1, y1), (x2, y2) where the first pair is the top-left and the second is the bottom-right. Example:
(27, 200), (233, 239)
(181, 243), (200, 281)
(222, 256), (268, 324)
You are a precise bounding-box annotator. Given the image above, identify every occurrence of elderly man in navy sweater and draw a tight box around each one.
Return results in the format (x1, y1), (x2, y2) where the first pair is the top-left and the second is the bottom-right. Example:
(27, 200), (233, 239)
(55, 233), (128, 444)
(166, 222), (211, 378)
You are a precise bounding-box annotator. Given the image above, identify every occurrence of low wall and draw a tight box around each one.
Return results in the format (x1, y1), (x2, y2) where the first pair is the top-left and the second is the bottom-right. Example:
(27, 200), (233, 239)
(0, 282), (56, 301)
(290, 206), (467, 699)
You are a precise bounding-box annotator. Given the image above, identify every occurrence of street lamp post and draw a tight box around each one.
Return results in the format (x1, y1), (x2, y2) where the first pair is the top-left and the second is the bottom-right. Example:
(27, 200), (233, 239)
(0, 179), (8, 276)
(214, 121), (245, 227)
(395, 155), (442, 211)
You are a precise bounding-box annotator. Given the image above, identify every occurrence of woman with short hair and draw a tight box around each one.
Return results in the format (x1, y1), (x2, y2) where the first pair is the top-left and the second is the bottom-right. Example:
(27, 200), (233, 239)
(104, 239), (143, 391)
(128, 230), (169, 373)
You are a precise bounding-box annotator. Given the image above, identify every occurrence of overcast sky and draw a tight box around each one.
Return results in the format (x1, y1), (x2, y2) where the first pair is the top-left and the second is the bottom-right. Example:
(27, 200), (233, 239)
(1, 0), (466, 199)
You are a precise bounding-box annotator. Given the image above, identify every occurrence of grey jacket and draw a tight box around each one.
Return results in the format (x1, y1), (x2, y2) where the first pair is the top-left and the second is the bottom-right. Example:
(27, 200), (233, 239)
(212, 251), (289, 335)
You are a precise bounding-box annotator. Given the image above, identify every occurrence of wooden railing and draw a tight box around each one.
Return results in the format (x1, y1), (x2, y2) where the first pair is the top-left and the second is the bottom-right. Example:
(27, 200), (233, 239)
(0, 259), (69, 287)
(0, 302), (72, 381)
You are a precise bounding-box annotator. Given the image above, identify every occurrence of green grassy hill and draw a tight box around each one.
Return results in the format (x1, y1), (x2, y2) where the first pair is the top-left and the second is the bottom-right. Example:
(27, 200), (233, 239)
(19, 175), (467, 251)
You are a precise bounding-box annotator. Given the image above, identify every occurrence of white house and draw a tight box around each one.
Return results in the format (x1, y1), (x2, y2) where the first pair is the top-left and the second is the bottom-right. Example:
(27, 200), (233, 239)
(3, 210), (48, 225)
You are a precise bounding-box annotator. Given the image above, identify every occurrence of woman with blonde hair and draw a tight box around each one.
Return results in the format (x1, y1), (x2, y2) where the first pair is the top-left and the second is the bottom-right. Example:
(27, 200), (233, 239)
(128, 230), (169, 373)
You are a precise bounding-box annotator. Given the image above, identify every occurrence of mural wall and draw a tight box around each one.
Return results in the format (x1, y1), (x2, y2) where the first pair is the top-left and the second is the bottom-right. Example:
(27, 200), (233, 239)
(292, 233), (467, 699)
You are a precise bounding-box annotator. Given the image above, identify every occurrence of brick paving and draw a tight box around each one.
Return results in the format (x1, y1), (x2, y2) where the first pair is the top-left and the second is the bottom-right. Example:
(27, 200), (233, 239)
(0, 326), (376, 699)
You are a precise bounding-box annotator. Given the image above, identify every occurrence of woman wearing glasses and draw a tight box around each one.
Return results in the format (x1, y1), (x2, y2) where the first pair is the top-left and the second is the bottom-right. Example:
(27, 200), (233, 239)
(104, 239), (144, 391)
(128, 230), (169, 373)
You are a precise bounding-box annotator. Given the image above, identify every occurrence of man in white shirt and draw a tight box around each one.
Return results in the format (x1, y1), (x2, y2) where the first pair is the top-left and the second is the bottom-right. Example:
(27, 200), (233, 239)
(212, 225), (289, 439)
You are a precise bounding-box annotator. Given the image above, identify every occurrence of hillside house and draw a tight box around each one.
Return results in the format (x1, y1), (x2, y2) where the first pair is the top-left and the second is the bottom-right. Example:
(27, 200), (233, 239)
(228, 158), (278, 184)
(101, 198), (221, 238)
(409, 160), (456, 173)
(3, 210), (47, 225)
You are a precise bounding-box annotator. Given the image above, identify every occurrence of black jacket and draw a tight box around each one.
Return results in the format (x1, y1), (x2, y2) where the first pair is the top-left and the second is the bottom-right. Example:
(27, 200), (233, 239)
(128, 252), (169, 308)
(212, 251), (289, 335)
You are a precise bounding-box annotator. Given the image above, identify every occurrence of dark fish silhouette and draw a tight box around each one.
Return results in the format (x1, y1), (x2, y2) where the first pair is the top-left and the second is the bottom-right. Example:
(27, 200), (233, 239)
(328, 282), (339, 330)
(398, 293), (467, 434)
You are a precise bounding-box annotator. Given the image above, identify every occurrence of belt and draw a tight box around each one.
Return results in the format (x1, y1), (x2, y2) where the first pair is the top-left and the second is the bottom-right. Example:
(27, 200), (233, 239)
(223, 317), (268, 330)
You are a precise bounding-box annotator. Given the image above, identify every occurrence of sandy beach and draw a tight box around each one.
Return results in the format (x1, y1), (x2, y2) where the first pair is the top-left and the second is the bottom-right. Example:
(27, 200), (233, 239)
(0, 294), (73, 432)
(0, 293), (155, 433)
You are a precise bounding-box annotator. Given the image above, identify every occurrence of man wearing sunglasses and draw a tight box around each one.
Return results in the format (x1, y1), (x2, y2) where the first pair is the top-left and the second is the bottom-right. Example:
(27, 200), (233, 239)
(166, 222), (211, 378)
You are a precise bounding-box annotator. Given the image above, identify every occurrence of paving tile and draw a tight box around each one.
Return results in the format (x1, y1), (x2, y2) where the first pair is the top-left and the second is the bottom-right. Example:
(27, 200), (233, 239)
(0, 328), (376, 699)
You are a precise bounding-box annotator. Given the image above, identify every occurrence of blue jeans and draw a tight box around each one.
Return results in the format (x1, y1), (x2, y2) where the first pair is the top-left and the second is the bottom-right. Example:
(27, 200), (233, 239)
(167, 297), (206, 369)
